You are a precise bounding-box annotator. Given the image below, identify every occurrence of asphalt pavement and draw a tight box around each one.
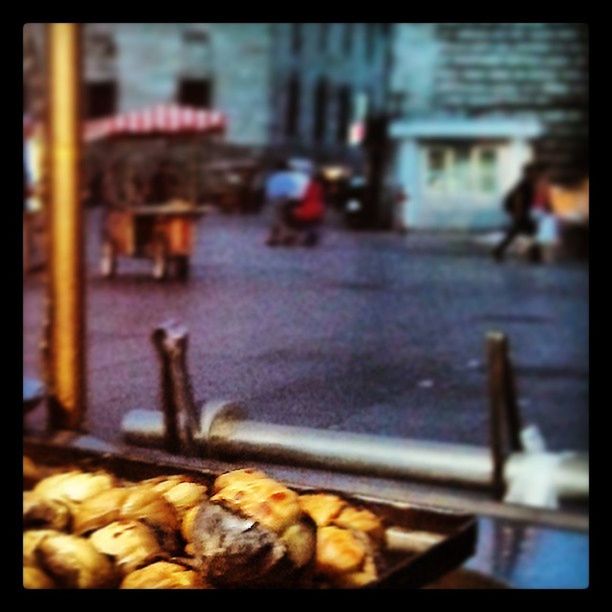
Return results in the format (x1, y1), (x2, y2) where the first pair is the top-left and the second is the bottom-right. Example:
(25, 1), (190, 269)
(23, 207), (589, 453)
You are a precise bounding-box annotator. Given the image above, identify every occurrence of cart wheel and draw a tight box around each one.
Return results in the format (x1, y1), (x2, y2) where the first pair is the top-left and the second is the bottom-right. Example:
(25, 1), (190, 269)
(175, 256), (190, 280)
(100, 240), (117, 278)
(152, 241), (168, 281)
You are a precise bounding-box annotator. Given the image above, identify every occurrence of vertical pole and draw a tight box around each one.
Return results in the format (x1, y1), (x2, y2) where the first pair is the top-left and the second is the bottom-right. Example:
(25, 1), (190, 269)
(486, 331), (508, 499)
(502, 340), (524, 452)
(45, 23), (86, 430)
(165, 331), (200, 457)
(152, 326), (180, 454)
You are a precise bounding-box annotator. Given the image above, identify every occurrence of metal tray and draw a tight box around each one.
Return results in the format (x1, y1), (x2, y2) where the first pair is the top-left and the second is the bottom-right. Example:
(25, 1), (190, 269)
(23, 435), (478, 589)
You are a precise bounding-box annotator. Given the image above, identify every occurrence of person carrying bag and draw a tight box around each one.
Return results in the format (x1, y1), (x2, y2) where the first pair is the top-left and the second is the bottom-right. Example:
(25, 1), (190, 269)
(532, 173), (559, 263)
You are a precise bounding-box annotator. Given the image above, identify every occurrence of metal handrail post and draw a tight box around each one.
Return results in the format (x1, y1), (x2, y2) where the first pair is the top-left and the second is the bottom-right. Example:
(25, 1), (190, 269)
(45, 23), (86, 430)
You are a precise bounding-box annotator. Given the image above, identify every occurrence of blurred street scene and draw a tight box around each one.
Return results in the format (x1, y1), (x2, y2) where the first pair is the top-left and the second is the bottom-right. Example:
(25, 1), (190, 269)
(24, 207), (588, 451)
(22, 20), (589, 448)
(24, 23), (588, 233)
(22, 23), (589, 589)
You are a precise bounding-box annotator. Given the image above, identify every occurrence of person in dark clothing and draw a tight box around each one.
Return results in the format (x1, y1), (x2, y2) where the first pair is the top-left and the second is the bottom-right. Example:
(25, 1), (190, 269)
(138, 161), (179, 251)
(492, 163), (542, 262)
(148, 161), (179, 205)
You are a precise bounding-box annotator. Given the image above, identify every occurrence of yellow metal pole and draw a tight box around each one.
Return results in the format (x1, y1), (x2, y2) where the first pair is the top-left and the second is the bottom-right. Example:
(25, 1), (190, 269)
(45, 23), (86, 430)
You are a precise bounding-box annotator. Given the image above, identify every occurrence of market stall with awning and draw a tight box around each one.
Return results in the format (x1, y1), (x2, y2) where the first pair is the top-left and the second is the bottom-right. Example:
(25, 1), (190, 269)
(81, 104), (228, 280)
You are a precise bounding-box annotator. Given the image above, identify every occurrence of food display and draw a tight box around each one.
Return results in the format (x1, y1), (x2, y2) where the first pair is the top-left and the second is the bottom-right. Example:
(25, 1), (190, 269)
(298, 493), (384, 587)
(22, 458), (389, 589)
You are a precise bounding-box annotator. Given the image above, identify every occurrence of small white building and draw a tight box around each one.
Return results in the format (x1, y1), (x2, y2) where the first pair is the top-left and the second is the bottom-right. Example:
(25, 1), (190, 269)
(389, 116), (542, 230)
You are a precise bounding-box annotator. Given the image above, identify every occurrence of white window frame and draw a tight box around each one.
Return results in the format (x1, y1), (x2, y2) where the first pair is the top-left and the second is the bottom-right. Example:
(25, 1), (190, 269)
(422, 143), (501, 198)
(472, 145), (499, 196)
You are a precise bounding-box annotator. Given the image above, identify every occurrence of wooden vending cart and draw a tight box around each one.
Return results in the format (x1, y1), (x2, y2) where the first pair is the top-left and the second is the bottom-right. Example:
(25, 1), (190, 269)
(84, 104), (226, 280)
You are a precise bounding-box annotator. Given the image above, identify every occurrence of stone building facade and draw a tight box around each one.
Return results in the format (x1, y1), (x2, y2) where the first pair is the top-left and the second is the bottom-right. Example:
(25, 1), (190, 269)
(23, 23), (391, 162)
(269, 23), (390, 163)
(388, 23), (589, 229)
(24, 23), (588, 230)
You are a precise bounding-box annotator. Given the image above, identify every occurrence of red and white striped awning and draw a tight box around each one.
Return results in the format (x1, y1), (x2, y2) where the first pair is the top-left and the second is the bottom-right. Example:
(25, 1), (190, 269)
(83, 104), (226, 142)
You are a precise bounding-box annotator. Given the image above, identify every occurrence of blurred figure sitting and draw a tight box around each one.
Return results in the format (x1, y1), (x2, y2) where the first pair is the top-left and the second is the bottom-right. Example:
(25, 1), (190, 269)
(148, 160), (179, 205)
(265, 158), (308, 246)
(84, 168), (104, 208)
(125, 164), (147, 207)
(289, 169), (326, 246)
(102, 160), (123, 209)
(492, 163), (541, 262)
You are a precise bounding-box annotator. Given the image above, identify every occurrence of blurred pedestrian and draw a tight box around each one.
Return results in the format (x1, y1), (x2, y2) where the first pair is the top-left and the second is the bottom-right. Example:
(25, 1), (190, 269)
(126, 164), (147, 207)
(102, 165), (120, 209)
(492, 163), (541, 262)
(290, 169), (326, 246)
(84, 168), (104, 208)
(148, 160), (179, 205)
(532, 170), (559, 263)
(264, 159), (308, 246)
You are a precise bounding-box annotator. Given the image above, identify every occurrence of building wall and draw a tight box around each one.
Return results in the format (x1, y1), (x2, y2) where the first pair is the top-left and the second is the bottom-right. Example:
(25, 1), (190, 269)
(19, 24), (271, 146)
(270, 23), (391, 162)
(391, 23), (588, 172)
(209, 24), (273, 147)
(85, 22), (390, 151)
(392, 133), (535, 230)
(24, 23), (391, 158)
(113, 24), (183, 109)
(109, 24), (272, 146)
(389, 23), (588, 230)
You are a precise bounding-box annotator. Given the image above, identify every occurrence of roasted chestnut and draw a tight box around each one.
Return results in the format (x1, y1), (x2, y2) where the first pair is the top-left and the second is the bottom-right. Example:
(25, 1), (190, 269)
(23, 565), (55, 589)
(23, 492), (71, 531)
(121, 561), (205, 589)
(89, 520), (164, 576)
(189, 470), (316, 587)
(33, 471), (116, 508)
(35, 532), (117, 589)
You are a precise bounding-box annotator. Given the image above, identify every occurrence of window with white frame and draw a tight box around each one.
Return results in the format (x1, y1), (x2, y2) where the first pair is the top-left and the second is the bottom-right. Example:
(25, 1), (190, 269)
(423, 144), (500, 196)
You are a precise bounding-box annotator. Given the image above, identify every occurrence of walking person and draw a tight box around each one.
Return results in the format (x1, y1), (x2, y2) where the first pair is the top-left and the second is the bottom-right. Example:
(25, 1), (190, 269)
(492, 163), (542, 262)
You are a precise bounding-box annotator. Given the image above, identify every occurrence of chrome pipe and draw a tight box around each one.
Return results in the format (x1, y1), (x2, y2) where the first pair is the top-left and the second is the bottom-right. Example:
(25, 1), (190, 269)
(121, 403), (588, 503)
(210, 419), (493, 487)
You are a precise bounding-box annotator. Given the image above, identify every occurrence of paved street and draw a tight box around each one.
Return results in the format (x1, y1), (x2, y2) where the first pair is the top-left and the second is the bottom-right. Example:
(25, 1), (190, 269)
(23, 208), (589, 453)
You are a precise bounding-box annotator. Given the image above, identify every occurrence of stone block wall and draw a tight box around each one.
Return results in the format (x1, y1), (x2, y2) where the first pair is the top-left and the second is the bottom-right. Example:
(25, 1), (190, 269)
(110, 23), (273, 146)
(209, 24), (273, 147)
(270, 23), (390, 162)
(392, 23), (589, 179)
